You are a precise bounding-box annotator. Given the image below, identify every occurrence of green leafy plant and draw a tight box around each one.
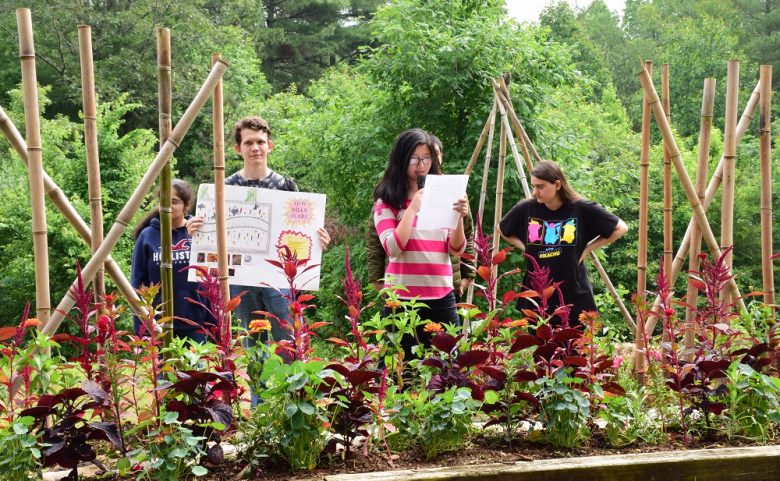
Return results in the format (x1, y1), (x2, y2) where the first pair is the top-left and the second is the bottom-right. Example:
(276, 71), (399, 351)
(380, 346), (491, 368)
(129, 410), (211, 481)
(241, 356), (329, 472)
(417, 386), (479, 459)
(0, 416), (42, 481)
(535, 371), (590, 449)
(722, 362), (780, 442)
(597, 388), (661, 447)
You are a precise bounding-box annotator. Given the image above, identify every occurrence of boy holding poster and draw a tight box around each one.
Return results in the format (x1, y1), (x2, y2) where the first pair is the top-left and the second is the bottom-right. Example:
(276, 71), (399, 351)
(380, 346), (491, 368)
(187, 116), (330, 356)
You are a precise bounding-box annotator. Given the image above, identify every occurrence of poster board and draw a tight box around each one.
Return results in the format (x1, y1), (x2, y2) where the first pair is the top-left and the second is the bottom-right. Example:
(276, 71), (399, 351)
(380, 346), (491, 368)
(188, 184), (326, 290)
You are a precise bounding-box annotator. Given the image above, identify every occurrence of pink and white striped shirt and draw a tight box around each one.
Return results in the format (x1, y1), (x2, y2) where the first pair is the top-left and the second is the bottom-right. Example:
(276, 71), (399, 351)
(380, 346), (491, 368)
(374, 198), (465, 300)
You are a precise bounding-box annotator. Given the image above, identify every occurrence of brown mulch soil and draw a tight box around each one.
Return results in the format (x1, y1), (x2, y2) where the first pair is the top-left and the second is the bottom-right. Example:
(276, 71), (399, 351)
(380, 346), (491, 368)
(95, 431), (762, 481)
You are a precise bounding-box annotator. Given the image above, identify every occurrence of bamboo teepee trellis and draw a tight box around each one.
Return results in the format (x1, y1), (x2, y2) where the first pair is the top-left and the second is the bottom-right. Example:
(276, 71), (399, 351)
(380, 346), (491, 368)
(464, 75), (634, 330)
(634, 61), (776, 380)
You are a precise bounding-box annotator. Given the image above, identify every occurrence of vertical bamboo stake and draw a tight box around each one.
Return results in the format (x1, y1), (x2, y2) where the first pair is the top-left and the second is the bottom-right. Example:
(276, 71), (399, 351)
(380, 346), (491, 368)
(637, 66), (744, 312)
(721, 60), (739, 304)
(157, 27), (174, 347)
(685, 78), (716, 356)
(635, 61), (652, 381)
(661, 64), (673, 279)
(492, 115), (507, 273)
(17, 8), (50, 327)
(44, 60), (229, 336)
(759, 65), (775, 310)
(466, 101), (497, 306)
(645, 83), (759, 335)
(0, 105), (147, 317)
(212, 53), (231, 334)
(77, 25), (106, 309)
(476, 101), (497, 222)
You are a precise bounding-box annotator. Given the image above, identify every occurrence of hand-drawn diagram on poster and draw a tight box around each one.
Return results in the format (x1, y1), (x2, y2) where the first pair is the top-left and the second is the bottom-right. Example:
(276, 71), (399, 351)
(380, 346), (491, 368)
(188, 184), (326, 290)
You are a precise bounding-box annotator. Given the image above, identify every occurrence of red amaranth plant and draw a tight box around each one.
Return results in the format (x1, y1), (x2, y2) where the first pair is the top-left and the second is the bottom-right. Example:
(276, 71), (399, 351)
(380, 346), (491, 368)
(262, 244), (327, 362)
(183, 266), (245, 385)
(468, 215), (517, 312)
(521, 253), (570, 327)
(328, 246), (380, 365)
(0, 303), (41, 418)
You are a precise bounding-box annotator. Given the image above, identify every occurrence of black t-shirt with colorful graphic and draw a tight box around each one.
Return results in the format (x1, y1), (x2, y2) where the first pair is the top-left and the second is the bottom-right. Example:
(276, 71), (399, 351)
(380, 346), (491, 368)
(499, 198), (619, 325)
(225, 170), (298, 192)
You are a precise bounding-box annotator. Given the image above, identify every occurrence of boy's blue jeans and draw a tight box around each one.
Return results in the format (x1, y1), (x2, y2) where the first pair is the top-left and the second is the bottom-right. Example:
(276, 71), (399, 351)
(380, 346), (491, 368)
(231, 285), (292, 407)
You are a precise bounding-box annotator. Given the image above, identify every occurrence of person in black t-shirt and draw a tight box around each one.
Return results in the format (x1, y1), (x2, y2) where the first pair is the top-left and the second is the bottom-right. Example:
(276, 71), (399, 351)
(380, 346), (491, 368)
(499, 160), (627, 326)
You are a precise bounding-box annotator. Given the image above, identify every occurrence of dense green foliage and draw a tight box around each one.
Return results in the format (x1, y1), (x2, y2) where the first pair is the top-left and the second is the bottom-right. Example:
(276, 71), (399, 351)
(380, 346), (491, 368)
(0, 0), (778, 334)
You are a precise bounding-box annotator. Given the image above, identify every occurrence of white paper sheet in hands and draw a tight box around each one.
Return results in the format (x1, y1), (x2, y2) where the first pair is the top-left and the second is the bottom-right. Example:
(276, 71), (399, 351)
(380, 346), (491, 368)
(415, 174), (469, 230)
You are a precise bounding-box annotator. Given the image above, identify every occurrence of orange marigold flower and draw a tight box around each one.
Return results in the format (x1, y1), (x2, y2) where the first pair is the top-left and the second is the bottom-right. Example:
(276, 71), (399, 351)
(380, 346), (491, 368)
(385, 299), (403, 309)
(423, 322), (443, 333)
(510, 318), (529, 328)
(248, 319), (272, 333)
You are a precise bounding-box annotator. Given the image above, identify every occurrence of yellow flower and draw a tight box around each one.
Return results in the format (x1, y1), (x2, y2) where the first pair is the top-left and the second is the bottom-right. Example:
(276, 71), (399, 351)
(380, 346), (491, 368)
(248, 319), (272, 333)
(423, 322), (443, 333)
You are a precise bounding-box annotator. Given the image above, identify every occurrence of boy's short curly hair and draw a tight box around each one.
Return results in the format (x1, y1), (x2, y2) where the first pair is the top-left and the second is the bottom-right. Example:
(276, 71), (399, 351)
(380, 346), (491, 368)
(232, 116), (272, 145)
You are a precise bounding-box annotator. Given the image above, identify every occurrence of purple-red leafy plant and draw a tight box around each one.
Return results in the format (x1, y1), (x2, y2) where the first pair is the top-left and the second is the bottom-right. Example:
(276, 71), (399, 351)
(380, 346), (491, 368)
(159, 370), (238, 465)
(19, 380), (123, 481)
(182, 265), (246, 405)
(422, 332), (491, 401)
(322, 360), (381, 458)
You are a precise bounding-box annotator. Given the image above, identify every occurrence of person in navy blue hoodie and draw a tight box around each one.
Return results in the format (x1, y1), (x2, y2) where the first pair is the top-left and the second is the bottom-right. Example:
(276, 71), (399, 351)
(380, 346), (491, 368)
(131, 179), (211, 342)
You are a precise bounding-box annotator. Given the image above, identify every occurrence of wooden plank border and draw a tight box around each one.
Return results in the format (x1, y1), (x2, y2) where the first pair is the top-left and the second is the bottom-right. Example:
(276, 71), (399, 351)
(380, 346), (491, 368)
(324, 445), (780, 481)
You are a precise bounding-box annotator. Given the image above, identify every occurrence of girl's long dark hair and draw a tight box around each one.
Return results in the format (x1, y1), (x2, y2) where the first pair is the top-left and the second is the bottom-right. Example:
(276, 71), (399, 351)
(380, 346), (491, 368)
(132, 179), (194, 239)
(372, 128), (441, 209)
(531, 160), (582, 205)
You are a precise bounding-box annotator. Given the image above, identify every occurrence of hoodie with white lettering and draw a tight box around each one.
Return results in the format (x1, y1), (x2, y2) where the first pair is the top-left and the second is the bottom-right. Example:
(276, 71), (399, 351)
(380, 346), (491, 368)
(131, 216), (210, 340)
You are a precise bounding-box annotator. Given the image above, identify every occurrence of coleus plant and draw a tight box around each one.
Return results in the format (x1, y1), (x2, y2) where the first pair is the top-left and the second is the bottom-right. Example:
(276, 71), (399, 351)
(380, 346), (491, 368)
(158, 369), (237, 465)
(19, 380), (122, 481)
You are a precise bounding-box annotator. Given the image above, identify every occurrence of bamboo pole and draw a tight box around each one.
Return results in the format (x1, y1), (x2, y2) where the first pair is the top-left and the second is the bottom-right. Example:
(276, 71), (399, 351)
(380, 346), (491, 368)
(637, 65), (745, 315)
(212, 53), (231, 331)
(77, 25), (106, 309)
(465, 100), (495, 176)
(720, 60), (739, 304)
(475, 100), (497, 221)
(684, 78), (716, 356)
(491, 81), (530, 198)
(759, 65), (775, 310)
(497, 78), (542, 164)
(635, 61), (652, 380)
(157, 27), (174, 347)
(17, 8), (50, 327)
(492, 116), (507, 267)
(44, 59), (229, 335)
(465, 100), (498, 306)
(0, 105), (146, 317)
(495, 77), (534, 174)
(661, 64), (673, 280)
(644, 83), (759, 335)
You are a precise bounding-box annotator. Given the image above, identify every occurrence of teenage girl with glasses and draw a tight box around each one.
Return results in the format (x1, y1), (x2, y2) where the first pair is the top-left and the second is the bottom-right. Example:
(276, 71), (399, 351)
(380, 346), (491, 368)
(373, 128), (470, 360)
